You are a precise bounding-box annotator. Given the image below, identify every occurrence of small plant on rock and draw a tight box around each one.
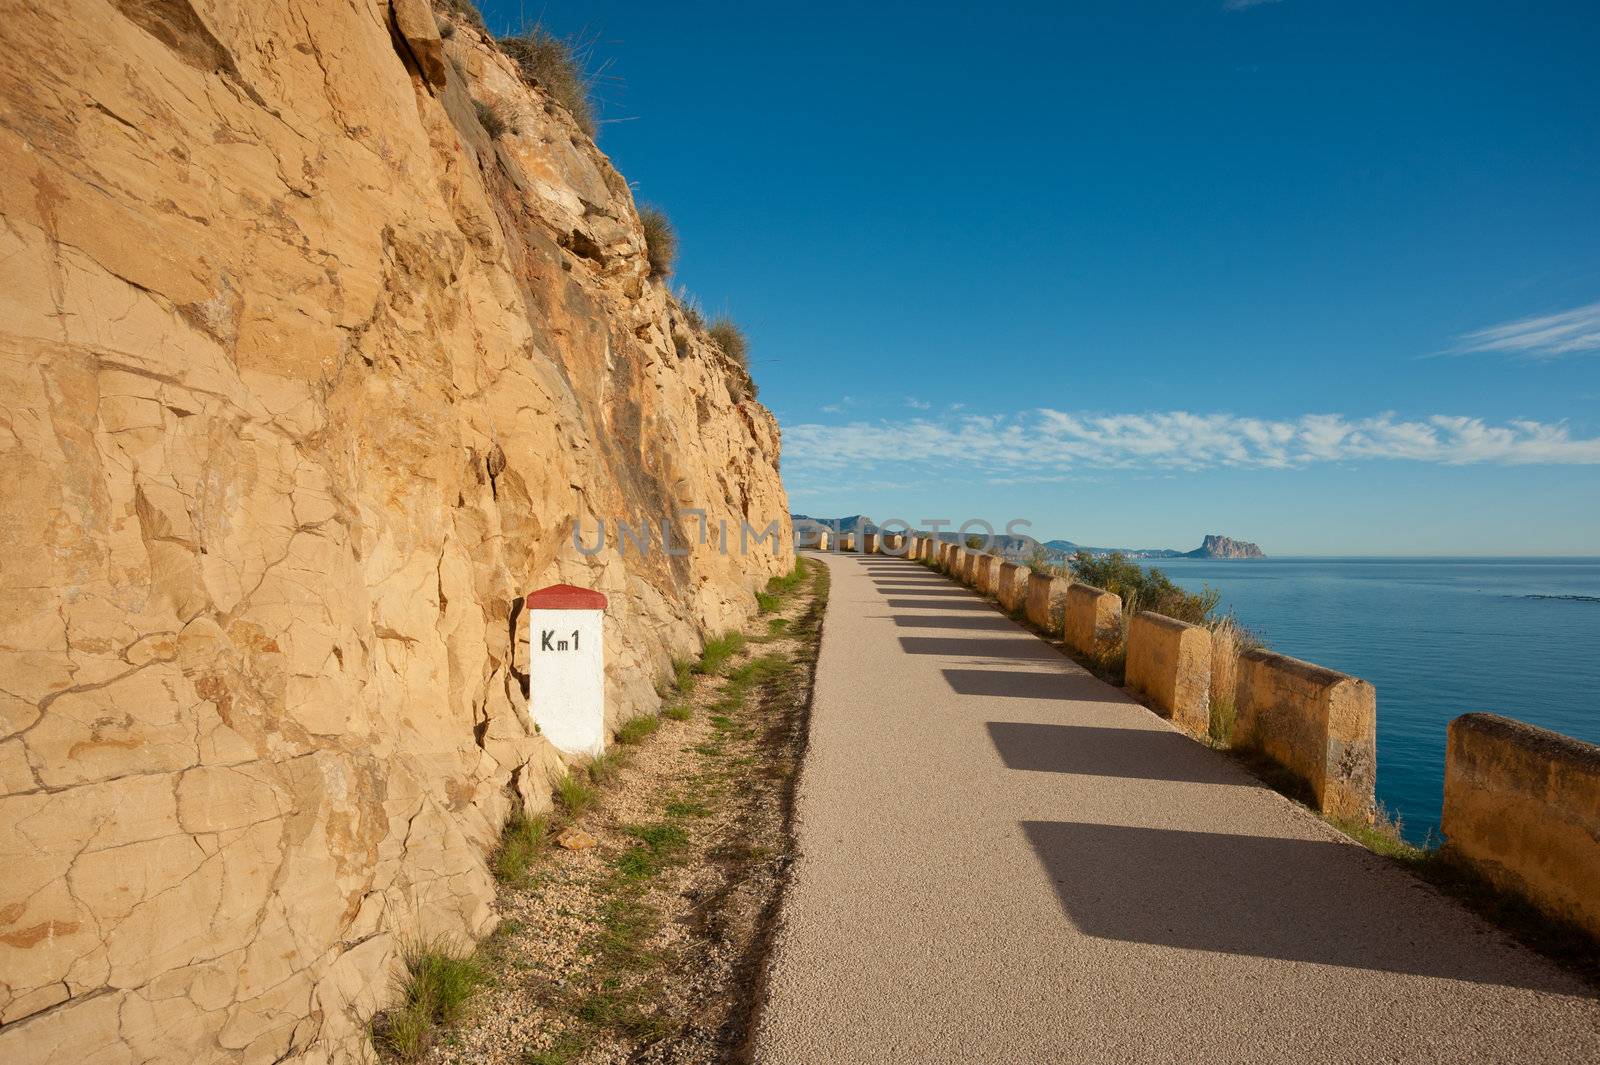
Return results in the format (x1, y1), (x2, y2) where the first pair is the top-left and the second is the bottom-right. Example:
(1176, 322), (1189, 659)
(474, 98), (507, 139)
(638, 206), (677, 278)
(706, 316), (748, 367)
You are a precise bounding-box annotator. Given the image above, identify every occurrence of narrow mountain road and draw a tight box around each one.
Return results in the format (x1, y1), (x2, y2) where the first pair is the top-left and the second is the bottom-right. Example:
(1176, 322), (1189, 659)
(753, 551), (1600, 1064)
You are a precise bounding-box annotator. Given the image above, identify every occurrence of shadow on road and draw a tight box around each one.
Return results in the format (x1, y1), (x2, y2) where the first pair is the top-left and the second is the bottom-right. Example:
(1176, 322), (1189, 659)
(890, 614), (1019, 631)
(987, 721), (1241, 783)
(899, 636), (1051, 659)
(884, 598), (994, 610)
(1021, 820), (1590, 994)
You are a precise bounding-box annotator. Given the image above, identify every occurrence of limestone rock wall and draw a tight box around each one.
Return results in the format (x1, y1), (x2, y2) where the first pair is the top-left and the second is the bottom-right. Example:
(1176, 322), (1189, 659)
(0, 1), (790, 1060)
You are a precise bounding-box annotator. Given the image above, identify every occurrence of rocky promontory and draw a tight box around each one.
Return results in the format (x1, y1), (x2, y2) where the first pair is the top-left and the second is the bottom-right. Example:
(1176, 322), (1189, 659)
(1186, 534), (1267, 559)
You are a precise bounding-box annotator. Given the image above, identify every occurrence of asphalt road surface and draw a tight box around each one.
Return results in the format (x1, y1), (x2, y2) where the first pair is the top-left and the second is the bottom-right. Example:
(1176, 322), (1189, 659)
(753, 551), (1600, 1064)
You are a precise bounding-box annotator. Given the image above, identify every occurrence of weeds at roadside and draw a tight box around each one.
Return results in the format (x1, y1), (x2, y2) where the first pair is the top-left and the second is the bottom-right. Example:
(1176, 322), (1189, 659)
(434, 559), (826, 1063)
(493, 810), (549, 885)
(694, 631), (745, 675)
(587, 752), (627, 787)
(372, 939), (486, 1061)
(555, 772), (596, 816)
(671, 657), (693, 694)
(615, 714), (660, 745)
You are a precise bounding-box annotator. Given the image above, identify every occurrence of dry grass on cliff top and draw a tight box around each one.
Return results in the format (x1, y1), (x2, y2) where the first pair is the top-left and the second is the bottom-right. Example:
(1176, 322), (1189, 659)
(394, 559), (825, 1065)
(499, 26), (599, 136)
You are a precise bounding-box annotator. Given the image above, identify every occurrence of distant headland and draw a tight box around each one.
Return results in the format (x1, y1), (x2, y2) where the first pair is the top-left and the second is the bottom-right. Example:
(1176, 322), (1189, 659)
(790, 516), (1266, 560)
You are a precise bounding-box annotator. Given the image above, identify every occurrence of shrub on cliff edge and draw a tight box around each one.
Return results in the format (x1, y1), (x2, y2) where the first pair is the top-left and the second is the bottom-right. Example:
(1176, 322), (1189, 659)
(707, 316), (748, 367)
(639, 206), (677, 277)
(499, 27), (597, 136)
(1071, 551), (1219, 625)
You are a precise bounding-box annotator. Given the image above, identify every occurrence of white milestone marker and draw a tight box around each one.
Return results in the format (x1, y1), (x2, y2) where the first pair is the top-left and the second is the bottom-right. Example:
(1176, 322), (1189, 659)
(524, 583), (608, 757)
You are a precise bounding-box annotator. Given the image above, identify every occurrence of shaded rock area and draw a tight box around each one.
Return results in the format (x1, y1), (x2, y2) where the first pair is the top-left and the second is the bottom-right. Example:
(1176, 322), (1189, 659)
(0, 2), (789, 1061)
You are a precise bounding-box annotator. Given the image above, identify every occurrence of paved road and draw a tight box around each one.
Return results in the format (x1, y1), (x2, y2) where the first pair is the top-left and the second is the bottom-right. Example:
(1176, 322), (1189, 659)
(754, 551), (1600, 1064)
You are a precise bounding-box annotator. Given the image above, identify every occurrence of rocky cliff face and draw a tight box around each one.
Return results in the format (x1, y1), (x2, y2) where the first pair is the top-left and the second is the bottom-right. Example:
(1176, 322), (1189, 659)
(1187, 535), (1266, 559)
(0, 2), (789, 1061)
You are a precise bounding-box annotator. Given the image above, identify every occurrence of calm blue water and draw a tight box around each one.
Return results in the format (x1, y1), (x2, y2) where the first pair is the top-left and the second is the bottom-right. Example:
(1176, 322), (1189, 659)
(1155, 557), (1600, 843)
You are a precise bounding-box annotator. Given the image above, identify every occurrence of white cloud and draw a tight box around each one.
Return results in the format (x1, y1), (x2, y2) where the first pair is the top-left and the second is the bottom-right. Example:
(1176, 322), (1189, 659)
(1224, 0), (1281, 9)
(1452, 300), (1600, 360)
(904, 397), (931, 410)
(783, 409), (1600, 477)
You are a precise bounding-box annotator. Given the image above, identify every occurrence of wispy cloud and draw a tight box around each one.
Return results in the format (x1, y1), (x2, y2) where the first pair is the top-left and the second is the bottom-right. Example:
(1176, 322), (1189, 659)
(1224, 0), (1281, 10)
(784, 409), (1600, 479)
(819, 394), (857, 414)
(904, 396), (931, 410)
(1452, 300), (1600, 360)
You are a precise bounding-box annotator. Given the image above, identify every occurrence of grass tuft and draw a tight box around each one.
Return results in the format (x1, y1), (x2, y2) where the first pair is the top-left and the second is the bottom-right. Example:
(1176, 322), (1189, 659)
(555, 772), (596, 816)
(1329, 803), (1422, 861)
(638, 206), (677, 277)
(766, 563), (806, 595)
(374, 939), (485, 1060)
(694, 631), (745, 675)
(755, 591), (780, 614)
(706, 316), (748, 367)
(662, 702), (691, 722)
(588, 752), (626, 787)
(474, 98), (507, 139)
(616, 822), (688, 880)
(493, 809), (548, 884)
(615, 714), (659, 745)
(671, 657), (694, 693)
(675, 288), (705, 330)
(499, 27), (596, 136)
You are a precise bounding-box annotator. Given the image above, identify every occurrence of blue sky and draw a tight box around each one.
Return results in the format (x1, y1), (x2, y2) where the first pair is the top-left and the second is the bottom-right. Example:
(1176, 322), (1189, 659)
(482, 0), (1600, 555)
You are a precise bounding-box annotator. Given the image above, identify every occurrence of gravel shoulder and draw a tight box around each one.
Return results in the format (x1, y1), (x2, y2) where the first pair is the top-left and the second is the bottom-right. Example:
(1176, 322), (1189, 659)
(422, 560), (827, 1065)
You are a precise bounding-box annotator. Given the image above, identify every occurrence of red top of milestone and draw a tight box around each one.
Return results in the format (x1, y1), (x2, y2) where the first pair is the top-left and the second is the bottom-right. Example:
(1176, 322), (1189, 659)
(525, 584), (608, 611)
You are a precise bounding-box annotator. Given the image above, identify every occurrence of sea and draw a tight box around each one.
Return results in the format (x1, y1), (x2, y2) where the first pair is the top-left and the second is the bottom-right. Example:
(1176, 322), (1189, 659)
(1155, 557), (1600, 844)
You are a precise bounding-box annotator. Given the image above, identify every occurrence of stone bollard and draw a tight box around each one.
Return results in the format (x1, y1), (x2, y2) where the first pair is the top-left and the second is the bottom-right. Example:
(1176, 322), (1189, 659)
(948, 546), (967, 577)
(1065, 583), (1122, 661)
(883, 532), (906, 555)
(1236, 649), (1376, 820)
(962, 551), (983, 587)
(840, 533), (857, 553)
(1442, 714), (1600, 938)
(1025, 572), (1071, 634)
(973, 554), (1002, 594)
(814, 530), (831, 551)
(524, 583), (608, 757)
(863, 532), (880, 555)
(997, 562), (1031, 613)
(1125, 611), (1211, 737)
